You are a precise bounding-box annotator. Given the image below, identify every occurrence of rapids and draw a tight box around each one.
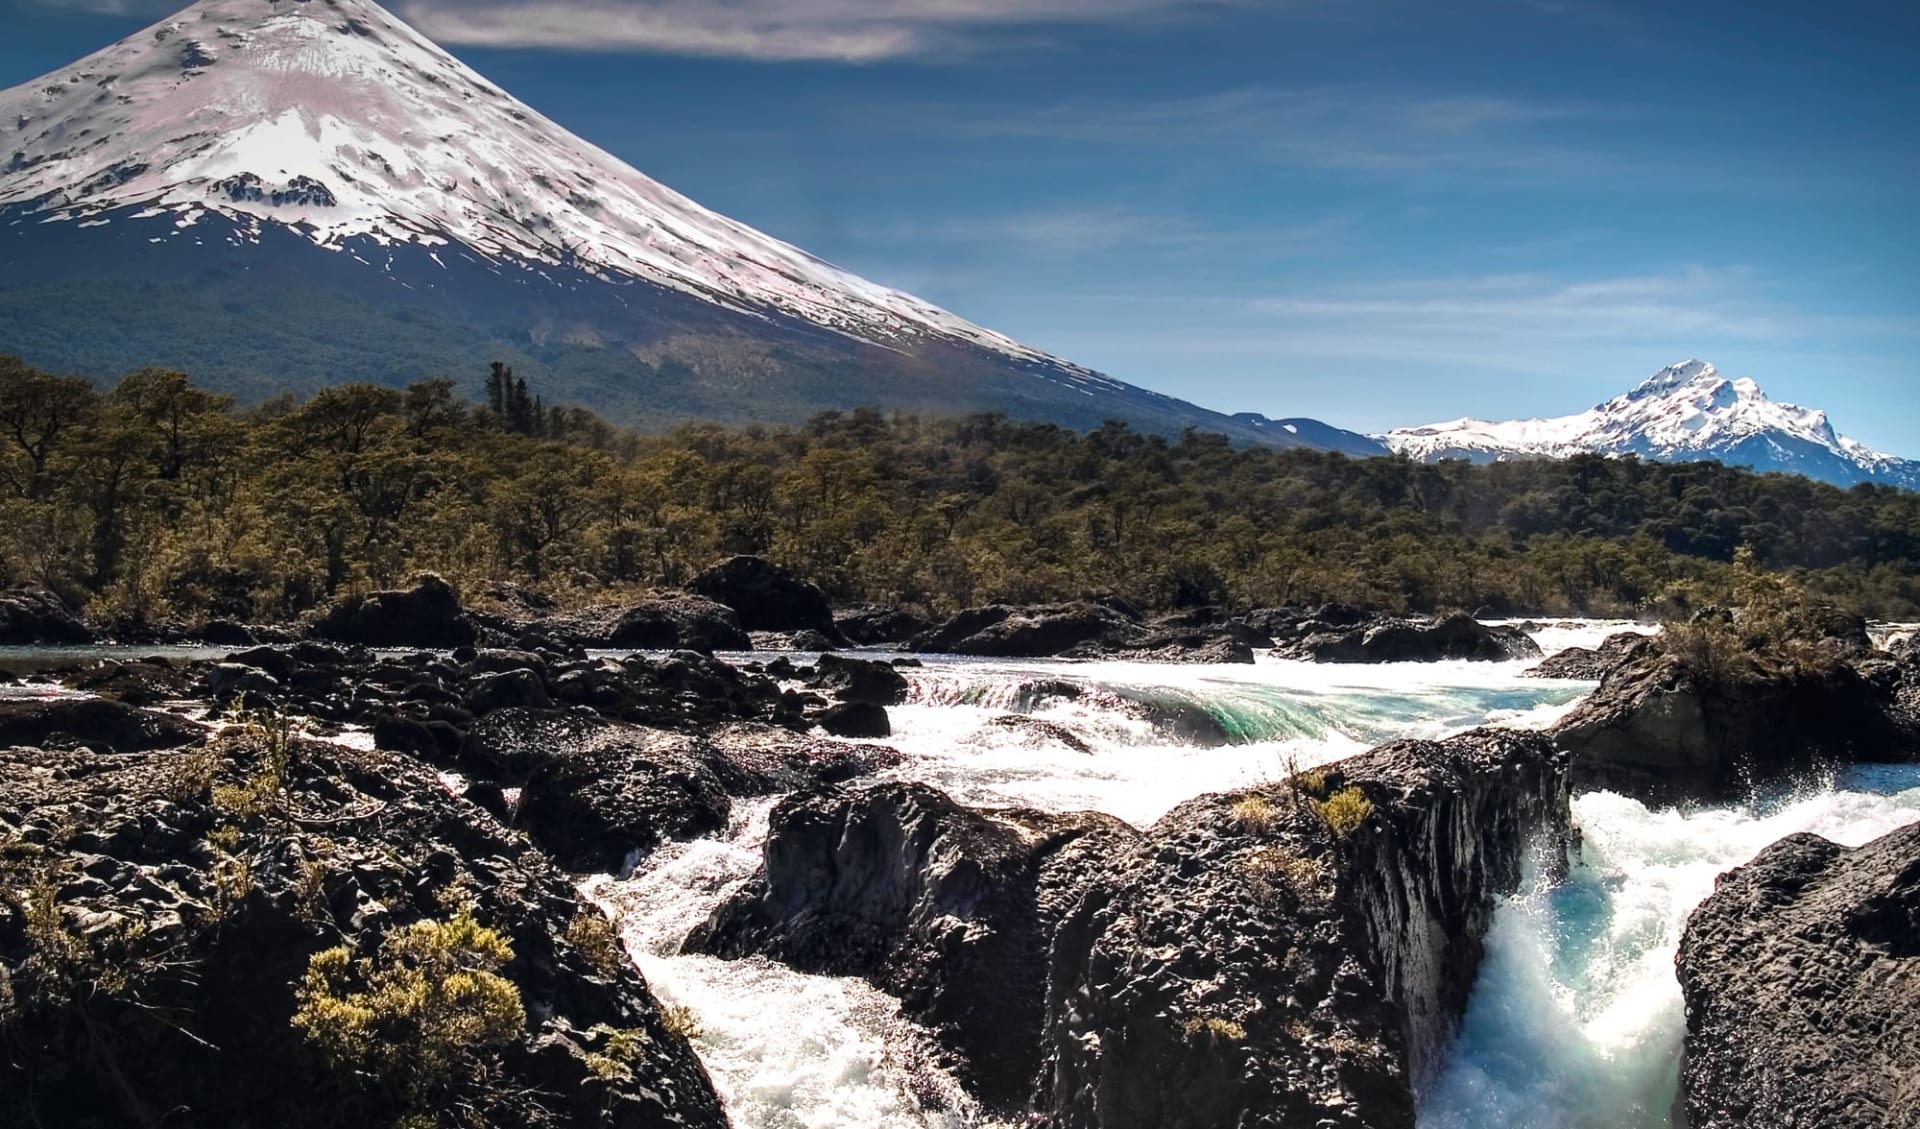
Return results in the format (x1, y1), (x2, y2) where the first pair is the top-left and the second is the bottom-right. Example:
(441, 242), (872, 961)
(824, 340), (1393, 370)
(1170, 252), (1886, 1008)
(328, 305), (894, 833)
(591, 618), (1912, 1129)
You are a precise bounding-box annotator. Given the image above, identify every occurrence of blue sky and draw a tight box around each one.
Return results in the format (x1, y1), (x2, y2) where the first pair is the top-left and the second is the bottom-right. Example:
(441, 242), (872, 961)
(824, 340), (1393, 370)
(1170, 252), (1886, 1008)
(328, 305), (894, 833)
(5, 0), (1917, 449)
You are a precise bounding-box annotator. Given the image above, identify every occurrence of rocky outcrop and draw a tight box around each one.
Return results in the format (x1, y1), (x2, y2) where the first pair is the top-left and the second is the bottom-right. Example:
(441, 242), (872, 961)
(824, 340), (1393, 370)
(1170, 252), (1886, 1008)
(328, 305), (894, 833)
(835, 603), (932, 646)
(310, 574), (478, 648)
(693, 729), (1567, 1123)
(1552, 643), (1914, 803)
(1677, 822), (1920, 1129)
(688, 782), (1138, 1109)
(513, 728), (734, 873)
(1037, 728), (1569, 1129)
(689, 556), (843, 640)
(459, 708), (899, 872)
(0, 588), (94, 645)
(909, 601), (1257, 663)
(606, 595), (751, 654)
(1270, 611), (1542, 664)
(1524, 631), (1650, 680)
(805, 653), (910, 706)
(0, 696), (206, 753)
(0, 736), (726, 1129)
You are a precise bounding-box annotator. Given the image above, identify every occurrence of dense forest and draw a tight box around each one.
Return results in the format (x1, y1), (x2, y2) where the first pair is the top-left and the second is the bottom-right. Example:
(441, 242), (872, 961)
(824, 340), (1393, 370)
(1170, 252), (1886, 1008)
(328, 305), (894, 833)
(1, 354), (1916, 624)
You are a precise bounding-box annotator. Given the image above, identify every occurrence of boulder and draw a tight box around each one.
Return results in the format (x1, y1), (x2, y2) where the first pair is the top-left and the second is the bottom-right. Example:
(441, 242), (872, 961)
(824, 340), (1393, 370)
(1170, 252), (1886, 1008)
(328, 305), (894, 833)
(310, 574), (477, 649)
(0, 588), (93, 645)
(197, 620), (258, 647)
(62, 659), (199, 707)
(1037, 729), (1569, 1129)
(1677, 822), (1920, 1129)
(986, 714), (1093, 754)
(815, 700), (891, 739)
(688, 781), (1137, 1108)
(912, 601), (1146, 658)
(1552, 644), (1913, 803)
(466, 668), (552, 715)
(515, 731), (733, 873)
(1276, 612), (1542, 664)
(463, 710), (896, 871)
(1524, 631), (1650, 680)
(807, 654), (911, 706)
(688, 556), (841, 639)
(0, 697), (205, 753)
(835, 604), (932, 646)
(758, 628), (840, 652)
(607, 595), (752, 654)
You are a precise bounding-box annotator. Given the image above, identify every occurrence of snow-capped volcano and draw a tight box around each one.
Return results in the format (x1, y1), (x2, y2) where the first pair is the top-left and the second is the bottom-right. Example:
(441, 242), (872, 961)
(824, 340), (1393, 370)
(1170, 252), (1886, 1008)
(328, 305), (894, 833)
(1383, 360), (1920, 490)
(0, 0), (1320, 445)
(1, 0), (1057, 363)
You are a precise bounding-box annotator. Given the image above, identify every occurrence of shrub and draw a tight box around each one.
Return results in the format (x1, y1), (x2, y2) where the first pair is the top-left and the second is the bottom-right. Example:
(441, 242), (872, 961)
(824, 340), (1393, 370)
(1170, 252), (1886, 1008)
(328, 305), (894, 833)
(659, 1002), (701, 1042)
(1180, 1015), (1246, 1042)
(566, 906), (626, 978)
(292, 910), (526, 1100)
(1230, 794), (1279, 834)
(1310, 787), (1372, 838)
(1242, 845), (1327, 900)
(583, 1025), (649, 1082)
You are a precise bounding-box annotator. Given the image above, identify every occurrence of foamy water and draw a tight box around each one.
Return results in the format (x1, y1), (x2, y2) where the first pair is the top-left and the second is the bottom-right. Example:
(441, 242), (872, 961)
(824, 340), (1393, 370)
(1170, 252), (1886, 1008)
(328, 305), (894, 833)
(1421, 767), (1920, 1129)
(594, 625), (1912, 1129)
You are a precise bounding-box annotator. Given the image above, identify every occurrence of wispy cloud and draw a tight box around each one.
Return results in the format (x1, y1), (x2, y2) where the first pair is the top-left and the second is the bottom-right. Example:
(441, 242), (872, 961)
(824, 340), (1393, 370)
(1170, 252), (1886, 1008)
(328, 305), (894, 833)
(1245, 267), (1920, 358)
(394, 0), (1245, 61)
(932, 86), (1626, 181)
(865, 206), (1347, 258)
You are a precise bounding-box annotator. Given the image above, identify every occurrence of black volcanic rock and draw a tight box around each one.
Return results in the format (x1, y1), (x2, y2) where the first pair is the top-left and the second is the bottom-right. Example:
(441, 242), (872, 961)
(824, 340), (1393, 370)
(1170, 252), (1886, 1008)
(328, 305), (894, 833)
(1552, 642), (1914, 803)
(911, 602), (1140, 658)
(806, 654), (911, 706)
(1036, 729), (1569, 1129)
(907, 602), (1257, 663)
(0, 696), (205, 753)
(1524, 631), (1651, 680)
(1678, 822), (1920, 1129)
(0, 737), (726, 1129)
(1271, 611), (1541, 664)
(514, 732), (734, 873)
(834, 604), (932, 646)
(0, 587), (93, 645)
(689, 557), (842, 639)
(607, 595), (751, 654)
(814, 700), (891, 739)
(688, 781), (1137, 1109)
(695, 730), (1568, 1122)
(310, 574), (477, 648)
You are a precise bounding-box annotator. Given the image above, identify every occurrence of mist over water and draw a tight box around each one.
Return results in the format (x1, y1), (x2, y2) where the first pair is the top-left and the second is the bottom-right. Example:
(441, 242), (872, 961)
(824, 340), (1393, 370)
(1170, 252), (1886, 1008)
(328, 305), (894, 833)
(595, 623), (1912, 1129)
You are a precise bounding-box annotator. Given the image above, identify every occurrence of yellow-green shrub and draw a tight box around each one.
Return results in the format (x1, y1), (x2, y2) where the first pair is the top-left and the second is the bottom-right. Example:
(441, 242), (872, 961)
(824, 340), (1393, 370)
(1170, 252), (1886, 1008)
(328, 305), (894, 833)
(292, 910), (525, 1098)
(1310, 787), (1373, 838)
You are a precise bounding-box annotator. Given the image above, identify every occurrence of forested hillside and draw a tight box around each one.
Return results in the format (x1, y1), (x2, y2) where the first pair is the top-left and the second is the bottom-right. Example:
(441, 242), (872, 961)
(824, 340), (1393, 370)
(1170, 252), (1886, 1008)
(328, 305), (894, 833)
(2, 355), (1916, 624)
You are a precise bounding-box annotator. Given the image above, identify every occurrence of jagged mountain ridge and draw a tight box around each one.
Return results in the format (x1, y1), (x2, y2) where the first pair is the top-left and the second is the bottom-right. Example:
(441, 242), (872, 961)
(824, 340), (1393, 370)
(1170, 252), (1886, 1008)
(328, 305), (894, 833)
(1381, 360), (1920, 490)
(0, 0), (1325, 445)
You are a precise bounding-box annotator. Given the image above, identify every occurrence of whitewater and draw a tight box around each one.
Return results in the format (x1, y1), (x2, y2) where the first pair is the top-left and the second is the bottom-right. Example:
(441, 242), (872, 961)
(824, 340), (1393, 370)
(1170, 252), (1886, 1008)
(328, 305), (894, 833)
(584, 620), (1920, 1129)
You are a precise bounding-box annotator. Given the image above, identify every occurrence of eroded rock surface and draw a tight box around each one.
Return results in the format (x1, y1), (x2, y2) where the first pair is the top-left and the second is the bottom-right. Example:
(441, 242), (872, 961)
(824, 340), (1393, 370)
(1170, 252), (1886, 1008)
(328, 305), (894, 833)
(1678, 822), (1920, 1129)
(1038, 728), (1569, 1129)
(690, 781), (1136, 1109)
(0, 737), (725, 1129)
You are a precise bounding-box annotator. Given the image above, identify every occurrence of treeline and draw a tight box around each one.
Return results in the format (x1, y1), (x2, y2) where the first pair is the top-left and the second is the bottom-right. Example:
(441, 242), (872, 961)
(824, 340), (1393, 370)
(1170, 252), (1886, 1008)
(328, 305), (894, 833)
(1, 354), (1917, 624)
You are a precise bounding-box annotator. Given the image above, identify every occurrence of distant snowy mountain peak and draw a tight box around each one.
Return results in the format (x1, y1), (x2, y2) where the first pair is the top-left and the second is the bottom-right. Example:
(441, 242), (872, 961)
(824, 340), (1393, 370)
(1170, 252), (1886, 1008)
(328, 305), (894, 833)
(1382, 360), (1919, 491)
(0, 0), (1087, 372)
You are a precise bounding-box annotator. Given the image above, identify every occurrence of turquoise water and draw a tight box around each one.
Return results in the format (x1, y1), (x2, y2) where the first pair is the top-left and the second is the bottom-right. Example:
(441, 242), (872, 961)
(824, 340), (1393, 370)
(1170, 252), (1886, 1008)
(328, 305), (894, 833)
(1421, 769), (1920, 1129)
